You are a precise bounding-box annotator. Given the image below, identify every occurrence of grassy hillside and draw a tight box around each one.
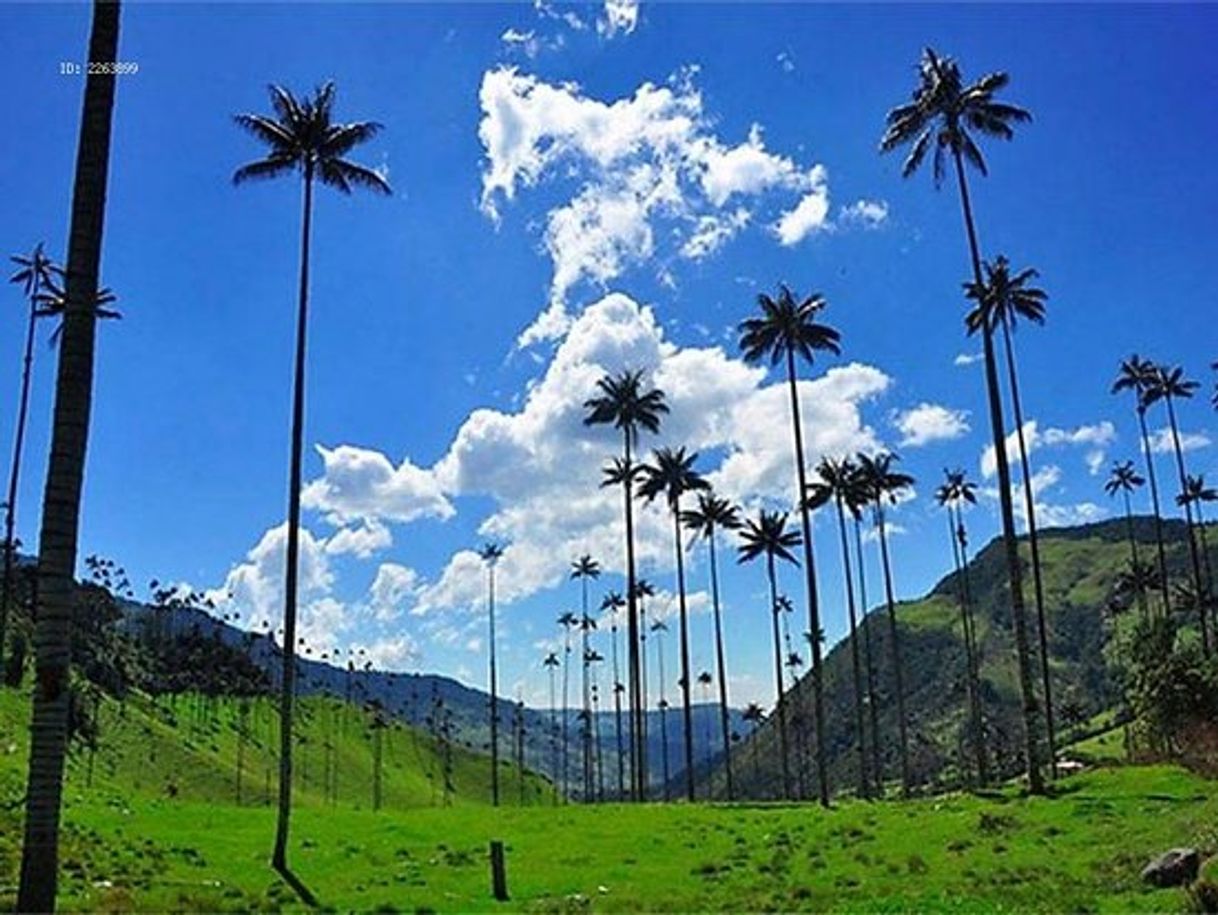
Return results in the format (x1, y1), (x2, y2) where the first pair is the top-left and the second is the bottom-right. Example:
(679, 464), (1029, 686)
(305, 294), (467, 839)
(0, 687), (551, 813)
(708, 517), (1215, 799)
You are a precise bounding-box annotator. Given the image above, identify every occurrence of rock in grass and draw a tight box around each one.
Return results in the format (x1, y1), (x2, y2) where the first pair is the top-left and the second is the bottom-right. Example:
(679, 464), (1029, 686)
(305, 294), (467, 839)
(1141, 848), (1200, 888)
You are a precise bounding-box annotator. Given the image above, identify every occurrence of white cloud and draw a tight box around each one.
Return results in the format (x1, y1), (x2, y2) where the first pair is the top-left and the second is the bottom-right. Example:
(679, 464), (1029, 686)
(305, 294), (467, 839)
(1146, 426), (1211, 455)
(368, 563), (421, 622)
(982, 463), (1108, 530)
(598, 0), (639, 36)
(353, 634), (421, 671)
(839, 199), (889, 229)
(302, 444), (454, 526)
(773, 168), (831, 246)
(477, 67), (839, 344)
(1041, 421), (1116, 448)
(501, 27), (541, 59)
(892, 402), (969, 447)
(776, 51), (795, 74)
(324, 520), (391, 559)
(953, 352), (983, 367)
(980, 420), (1116, 479)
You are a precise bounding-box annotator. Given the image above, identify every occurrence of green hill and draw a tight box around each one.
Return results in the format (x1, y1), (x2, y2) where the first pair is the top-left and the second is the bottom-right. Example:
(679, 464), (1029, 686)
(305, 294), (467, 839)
(707, 516), (1215, 798)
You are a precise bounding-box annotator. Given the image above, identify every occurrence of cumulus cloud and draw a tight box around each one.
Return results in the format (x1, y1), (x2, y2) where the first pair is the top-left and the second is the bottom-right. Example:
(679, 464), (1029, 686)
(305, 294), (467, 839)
(598, 0), (639, 36)
(368, 562), (421, 622)
(1145, 426), (1211, 455)
(324, 520), (392, 559)
(953, 352), (983, 367)
(981, 420), (1116, 479)
(477, 67), (837, 344)
(839, 199), (889, 229)
(302, 444), (454, 526)
(892, 402), (969, 447)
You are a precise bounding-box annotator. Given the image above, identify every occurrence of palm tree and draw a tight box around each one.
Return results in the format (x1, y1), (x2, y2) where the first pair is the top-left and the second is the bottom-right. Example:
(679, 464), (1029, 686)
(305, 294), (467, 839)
(579, 609), (598, 799)
(680, 492), (742, 800)
(1112, 355), (1173, 612)
(1143, 365), (1209, 653)
(633, 577), (656, 729)
(738, 284), (841, 807)
(737, 509), (802, 800)
(584, 370), (668, 799)
(935, 470), (988, 785)
(569, 555), (600, 795)
(17, 0), (120, 906)
(741, 702), (768, 788)
(586, 647), (606, 801)
(650, 617), (671, 799)
(965, 255), (1057, 777)
(1, 245), (60, 675)
(1178, 474), (1216, 630)
(805, 457), (871, 798)
(638, 446), (710, 801)
(600, 589), (627, 798)
(855, 451), (915, 796)
(479, 541), (505, 806)
(881, 46), (1044, 794)
(544, 652), (561, 803)
(696, 670), (714, 764)
(1105, 461), (1149, 619)
(233, 80), (389, 870)
(846, 472), (885, 791)
(557, 609), (579, 797)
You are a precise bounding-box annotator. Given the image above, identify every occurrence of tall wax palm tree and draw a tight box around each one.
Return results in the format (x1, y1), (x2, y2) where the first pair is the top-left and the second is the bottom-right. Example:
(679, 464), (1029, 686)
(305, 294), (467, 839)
(1105, 461), (1150, 619)
(965, 255), (1057, 777)
(1178, 474), (1216, 628)
(600, 589), (627, 798)
(846, 472), (884, 790)
(569, 555), (599, 796)
(233, 80), (390, 869)
(741, 702), (768, 787)
(579, 610), (598, 799)
(680, 492), (742, 800)
(805, 457), (871, 798)
(633, 577), (656, 725)
(881, 46), (1044, 794)
(638, 446), (710, 801)
(1112, 355), (1173, 611)
(1, 245), (60, 674)
(479, 541), (505, 806)
(584, 370), (668, 799)
(738, 285), (841, 807)
(544, 652), (561, 803)
(696, 670), (714, 762)
(557, 609), (579, 796)
(1144, 365), (1209, 652)
(18, 0), (121, 907)
(650, 617), (671, 798)
(586, 647), (606, 801)
(737, 509), (802, 800)
(935, 471), (988, 785)
(855, 451), (915, 796)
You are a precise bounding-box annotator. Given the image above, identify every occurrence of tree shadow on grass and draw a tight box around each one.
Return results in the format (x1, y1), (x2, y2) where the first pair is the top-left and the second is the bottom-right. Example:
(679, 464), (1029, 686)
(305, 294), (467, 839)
(274, 863), (319, 908)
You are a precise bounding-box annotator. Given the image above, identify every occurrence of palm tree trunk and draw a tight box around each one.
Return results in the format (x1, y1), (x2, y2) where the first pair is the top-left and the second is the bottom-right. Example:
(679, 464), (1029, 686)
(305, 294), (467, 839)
(834, 497), (870, 798)
(673, 506), (696, 801)
(854, 518), (883, 792)
(488, 565), (500, 806)
(948, 507), (986, 786)
(767, 553), (792, 800)
(621, 431), (644, 799)
(708, 529), (734, 800)
(1136, 407), (1172, 616)
(1121, 491), (1149, 620)
(581, 587), (592, 801)
(611, 621), (625, 799)
(656, 630), (670, 800)
(875, 504), (912, 796)
(548, 666), (558, 804)
(998, 314), (1057, 778)
(561, 626), (571, 799)
(1164, 393), (1209, 654)
(958, 517), (989, 786)
(0, 290), (40, 676)
(18, 2), (120, 908)
(951, 146), (1044, 795)
(783, 349), (829, 807)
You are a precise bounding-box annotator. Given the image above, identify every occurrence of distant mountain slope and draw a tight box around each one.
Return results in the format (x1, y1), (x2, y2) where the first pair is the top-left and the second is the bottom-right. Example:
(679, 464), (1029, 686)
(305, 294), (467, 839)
(705, 516), (1213, 799)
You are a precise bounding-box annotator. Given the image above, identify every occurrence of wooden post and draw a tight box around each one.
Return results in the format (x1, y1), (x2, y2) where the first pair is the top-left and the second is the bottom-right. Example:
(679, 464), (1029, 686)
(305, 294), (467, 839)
(490, 840), (509, 901)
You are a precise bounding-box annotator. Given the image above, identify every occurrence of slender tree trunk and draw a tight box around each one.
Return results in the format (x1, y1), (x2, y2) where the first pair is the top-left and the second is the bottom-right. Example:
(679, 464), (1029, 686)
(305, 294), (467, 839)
(672, 506), (696, 802)
(488, 564), (500, 806)
(549, 665), (558, 804)
(1137, 408), (1172, 616)
(767, 554), (792, 800)
(0, 290), (41, 676)
(875, 504), (911, 796)
(561, 626), (571, 799)
(854, 518), (883, 793)
(834, 497), (870, 798)
(18, 2), (120, 908)
(783, 349), (829, 807)
(999, 314), (1057, 778)
(271, 155), (315, 873)
(952, 147), (1044, 795)
(611, 618), (625, 799)
(1165, 394), (1209, 653)
(621, 432), (644, 799)
(656, 629), (670, 799)
(581, 584), (592, 801)
(1121, 491), (1149, 620)
(708, 529), (734, 800)
(949, 506), (987, 786)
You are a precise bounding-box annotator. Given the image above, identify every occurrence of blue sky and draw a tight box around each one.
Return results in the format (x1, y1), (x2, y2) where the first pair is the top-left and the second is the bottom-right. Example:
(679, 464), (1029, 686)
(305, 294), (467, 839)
(1, 1), (1215, 708)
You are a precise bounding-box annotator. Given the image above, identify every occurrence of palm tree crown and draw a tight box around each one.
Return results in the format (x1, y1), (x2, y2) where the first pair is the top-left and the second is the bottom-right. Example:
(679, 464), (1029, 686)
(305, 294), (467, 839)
(1104, 461), (1145, 498)
(233, 82), (391, 194)
(570, 554), (601, 582)
(637, 447), (710, 510)
(880, 47), (1031, 184)
(583, 370), (669, 446)
(680, 491), (742, 541)
(964, 255), (1047, 336)
(737, 510), (802, 567)
(738, 285), (841, 367)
